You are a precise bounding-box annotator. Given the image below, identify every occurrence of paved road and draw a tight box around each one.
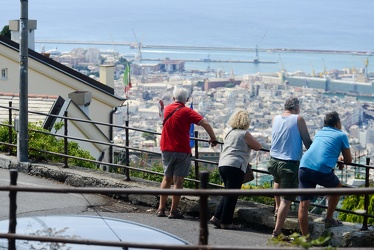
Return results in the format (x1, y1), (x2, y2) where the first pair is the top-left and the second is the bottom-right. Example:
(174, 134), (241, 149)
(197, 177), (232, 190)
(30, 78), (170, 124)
(0, 168), (272, 248)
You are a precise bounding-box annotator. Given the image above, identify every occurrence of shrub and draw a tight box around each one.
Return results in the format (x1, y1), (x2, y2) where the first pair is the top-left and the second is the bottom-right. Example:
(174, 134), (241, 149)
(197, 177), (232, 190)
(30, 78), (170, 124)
(130, 163), (164, 183)
(338, 189), (374, 225)
(0, 122), (96, 168)
(241, 182), (275, 205)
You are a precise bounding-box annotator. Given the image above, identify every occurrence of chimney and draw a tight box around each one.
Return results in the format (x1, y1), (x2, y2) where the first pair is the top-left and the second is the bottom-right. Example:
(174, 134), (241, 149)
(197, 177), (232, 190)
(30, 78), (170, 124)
(68, 91), (92, 116)
(9, 19), (37, 50)
(99, 65), (114, 88)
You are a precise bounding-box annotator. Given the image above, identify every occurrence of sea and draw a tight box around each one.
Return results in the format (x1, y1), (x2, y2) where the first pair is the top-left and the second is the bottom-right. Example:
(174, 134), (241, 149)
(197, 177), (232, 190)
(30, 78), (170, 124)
(1, 0), (374, 75)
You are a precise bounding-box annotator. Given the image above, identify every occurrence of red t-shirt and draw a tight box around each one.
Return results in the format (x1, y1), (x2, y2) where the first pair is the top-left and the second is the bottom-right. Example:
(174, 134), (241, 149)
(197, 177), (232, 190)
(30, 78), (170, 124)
(160, 102), (203, 154)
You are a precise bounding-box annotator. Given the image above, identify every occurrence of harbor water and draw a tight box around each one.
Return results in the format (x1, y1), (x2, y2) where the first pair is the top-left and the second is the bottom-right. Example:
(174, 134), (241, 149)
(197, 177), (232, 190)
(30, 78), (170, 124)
(1, 0), (374, 75)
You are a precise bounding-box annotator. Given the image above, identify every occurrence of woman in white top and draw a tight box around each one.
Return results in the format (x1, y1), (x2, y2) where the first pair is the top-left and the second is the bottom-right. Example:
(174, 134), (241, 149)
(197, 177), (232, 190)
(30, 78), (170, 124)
(210, 110), (262, 229)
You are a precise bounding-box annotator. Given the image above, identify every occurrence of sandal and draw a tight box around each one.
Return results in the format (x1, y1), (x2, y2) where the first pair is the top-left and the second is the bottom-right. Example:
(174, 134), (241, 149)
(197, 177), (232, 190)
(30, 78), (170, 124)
(324, 218), (343, 228)
(156, 209), (166, 217)
(272, 231), (291, 241)
(220, 223), (243, 230)
(272, 231), (279, 238)
(168, 210), (184, 219)
(209, 216), (221, 228)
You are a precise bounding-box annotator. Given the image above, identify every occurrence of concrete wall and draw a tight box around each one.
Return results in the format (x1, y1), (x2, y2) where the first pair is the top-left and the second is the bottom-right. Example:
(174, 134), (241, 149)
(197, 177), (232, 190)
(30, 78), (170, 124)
(285, 75), (374, 96)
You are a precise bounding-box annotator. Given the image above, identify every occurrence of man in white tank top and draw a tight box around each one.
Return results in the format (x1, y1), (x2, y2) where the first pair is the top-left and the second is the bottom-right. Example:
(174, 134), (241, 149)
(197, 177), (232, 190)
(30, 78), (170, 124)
(267, 97), (312, 239)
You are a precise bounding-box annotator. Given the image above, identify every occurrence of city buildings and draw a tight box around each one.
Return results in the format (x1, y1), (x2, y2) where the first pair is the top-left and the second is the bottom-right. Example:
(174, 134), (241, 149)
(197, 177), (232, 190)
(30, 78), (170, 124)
(1, 21), (373, 183)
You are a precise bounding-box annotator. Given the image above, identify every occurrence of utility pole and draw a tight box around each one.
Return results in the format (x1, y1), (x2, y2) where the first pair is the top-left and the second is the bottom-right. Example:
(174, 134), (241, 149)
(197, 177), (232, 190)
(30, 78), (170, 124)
(18, 0), (29, 162)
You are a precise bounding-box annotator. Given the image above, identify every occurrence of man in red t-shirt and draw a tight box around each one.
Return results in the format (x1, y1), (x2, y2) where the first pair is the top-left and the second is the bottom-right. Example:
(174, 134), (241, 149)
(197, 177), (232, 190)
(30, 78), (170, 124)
(157, 88), (217, 219)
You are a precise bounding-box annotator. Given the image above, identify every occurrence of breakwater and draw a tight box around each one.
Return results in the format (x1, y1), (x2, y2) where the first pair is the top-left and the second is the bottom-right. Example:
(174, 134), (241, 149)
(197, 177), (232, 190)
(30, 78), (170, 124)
(35, 40), (372, 56)
(141, 58), (278, 64)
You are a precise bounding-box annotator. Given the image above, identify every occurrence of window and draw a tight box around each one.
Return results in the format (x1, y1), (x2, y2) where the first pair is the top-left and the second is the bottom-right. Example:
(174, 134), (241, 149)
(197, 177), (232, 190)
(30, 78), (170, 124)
(1, 68), (8, 80)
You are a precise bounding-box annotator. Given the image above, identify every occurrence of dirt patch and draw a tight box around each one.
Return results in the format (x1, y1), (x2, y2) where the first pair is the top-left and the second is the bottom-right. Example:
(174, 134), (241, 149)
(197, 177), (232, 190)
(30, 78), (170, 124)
(88, 198), (155, 214)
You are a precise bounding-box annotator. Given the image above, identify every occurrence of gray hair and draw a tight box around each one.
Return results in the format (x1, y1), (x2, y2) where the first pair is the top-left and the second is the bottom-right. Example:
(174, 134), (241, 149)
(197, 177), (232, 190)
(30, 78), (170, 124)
(284, 97), (300, 111)
(173, 88), (189, 103)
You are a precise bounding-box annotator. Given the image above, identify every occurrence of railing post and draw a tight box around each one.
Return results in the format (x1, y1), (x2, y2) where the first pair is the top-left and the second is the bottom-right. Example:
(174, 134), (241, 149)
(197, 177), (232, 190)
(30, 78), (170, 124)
(194, 131), (199, 189)
(124, 120), (131, 181)
(109, 107), (117, 165)
(8, 101), (12, 155)
(361, 157), (370, 231)
(8, 169), (18, 250)
(199, 171), (209, 246)
(63, 111), (68, 168)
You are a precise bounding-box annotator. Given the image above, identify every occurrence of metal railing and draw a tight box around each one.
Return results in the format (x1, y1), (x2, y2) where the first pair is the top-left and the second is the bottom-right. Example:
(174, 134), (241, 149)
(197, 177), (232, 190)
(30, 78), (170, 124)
(0, 102), (373, 230)
(1, 169), (374, 250)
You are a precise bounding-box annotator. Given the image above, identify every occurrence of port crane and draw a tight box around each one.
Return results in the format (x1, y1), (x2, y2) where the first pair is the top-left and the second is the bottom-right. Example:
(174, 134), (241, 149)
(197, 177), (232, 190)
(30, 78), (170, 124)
(320, 58), (327, 78)
(278, 54), (286, 72)
(132, 28), (142, 61)
(253, 31), (267, 63)
(253, 45), (259, 63)
(310, 60), (316, 77)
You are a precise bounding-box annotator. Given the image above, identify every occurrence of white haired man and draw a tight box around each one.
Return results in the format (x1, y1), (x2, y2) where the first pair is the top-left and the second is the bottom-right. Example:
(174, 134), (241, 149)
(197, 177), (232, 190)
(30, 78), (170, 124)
(157, 88), (218, 219)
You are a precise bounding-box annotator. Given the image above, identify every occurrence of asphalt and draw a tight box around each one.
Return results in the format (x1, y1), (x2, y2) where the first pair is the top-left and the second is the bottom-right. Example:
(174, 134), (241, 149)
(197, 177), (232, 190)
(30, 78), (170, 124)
(0, 152), (373, 248)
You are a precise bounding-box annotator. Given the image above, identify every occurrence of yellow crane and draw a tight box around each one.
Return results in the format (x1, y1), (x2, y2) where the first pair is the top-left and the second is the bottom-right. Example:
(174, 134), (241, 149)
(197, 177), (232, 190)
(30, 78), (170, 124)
(364, 57), (369, 80)
(351, 58), (356, 81)
(310, 60), (316, 77)
(319, 58), (327, 78)
(278, 54), (286, 72)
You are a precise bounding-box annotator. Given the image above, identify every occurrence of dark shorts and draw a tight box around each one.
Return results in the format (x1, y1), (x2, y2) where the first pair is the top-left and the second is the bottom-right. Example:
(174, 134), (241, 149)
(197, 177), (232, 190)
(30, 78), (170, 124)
(161, 151), (191, 177)
(298, 167), (341, 201)
(267, 157), (299, 201)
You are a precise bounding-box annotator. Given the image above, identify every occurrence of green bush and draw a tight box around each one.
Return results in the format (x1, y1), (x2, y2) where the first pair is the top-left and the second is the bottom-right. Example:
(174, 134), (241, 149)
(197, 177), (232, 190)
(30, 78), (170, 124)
(129, 163), (222, 189)
(338, 189), (374, 225)
(269, 232), (333, 249)
(0, 122), (96, 168)
(130, 163), (164, 183)
(0, 123), (16, 153)
(241, 182), (275, 205)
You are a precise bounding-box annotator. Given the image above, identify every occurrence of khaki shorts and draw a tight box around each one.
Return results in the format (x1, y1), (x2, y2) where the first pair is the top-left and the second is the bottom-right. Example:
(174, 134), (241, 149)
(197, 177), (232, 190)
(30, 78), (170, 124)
(161, 151), (191, 177)
(267, 157), (299, 201)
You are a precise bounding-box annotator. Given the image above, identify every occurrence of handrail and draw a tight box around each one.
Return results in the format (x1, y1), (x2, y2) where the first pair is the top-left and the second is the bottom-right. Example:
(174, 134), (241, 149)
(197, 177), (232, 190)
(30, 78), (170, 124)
(0, 102), (372, 231)
(2, 185), (374, 196)
(1, 102), (373, 179)
(1, 170), (374, 249)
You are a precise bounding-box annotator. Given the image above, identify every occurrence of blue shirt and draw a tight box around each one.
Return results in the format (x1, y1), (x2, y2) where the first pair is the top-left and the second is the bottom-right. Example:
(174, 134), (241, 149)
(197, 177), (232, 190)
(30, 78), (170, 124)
(300, 127), (350, 173)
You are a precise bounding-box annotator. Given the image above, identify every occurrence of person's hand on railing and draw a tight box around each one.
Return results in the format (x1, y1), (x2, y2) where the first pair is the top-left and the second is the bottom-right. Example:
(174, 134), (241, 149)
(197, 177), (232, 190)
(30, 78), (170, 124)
(337, 156), (345, 170)
(209, 139), (219, 147)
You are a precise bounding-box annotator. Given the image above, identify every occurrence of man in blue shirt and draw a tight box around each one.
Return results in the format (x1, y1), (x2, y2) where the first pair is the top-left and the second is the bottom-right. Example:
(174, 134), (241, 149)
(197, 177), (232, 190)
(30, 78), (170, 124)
(298, 111), (352, 236)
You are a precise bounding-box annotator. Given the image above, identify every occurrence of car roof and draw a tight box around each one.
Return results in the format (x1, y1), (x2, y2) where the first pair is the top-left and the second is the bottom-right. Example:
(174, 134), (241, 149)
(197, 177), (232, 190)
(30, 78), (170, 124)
(0, 214), (189, 249)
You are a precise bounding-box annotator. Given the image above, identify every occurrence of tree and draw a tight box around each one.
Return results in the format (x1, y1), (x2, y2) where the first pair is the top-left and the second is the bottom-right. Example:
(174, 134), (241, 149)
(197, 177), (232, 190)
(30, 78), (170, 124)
(225, 82), (235, 88)
(118, 57), (129, 65)
(142, 132), (156, 141)
(0, 25), (11, 39)
(196, 81), (204, 89)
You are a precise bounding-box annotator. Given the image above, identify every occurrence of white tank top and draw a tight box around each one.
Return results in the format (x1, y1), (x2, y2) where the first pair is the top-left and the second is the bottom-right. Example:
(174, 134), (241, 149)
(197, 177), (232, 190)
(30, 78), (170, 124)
(270, 114), (303, 161)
